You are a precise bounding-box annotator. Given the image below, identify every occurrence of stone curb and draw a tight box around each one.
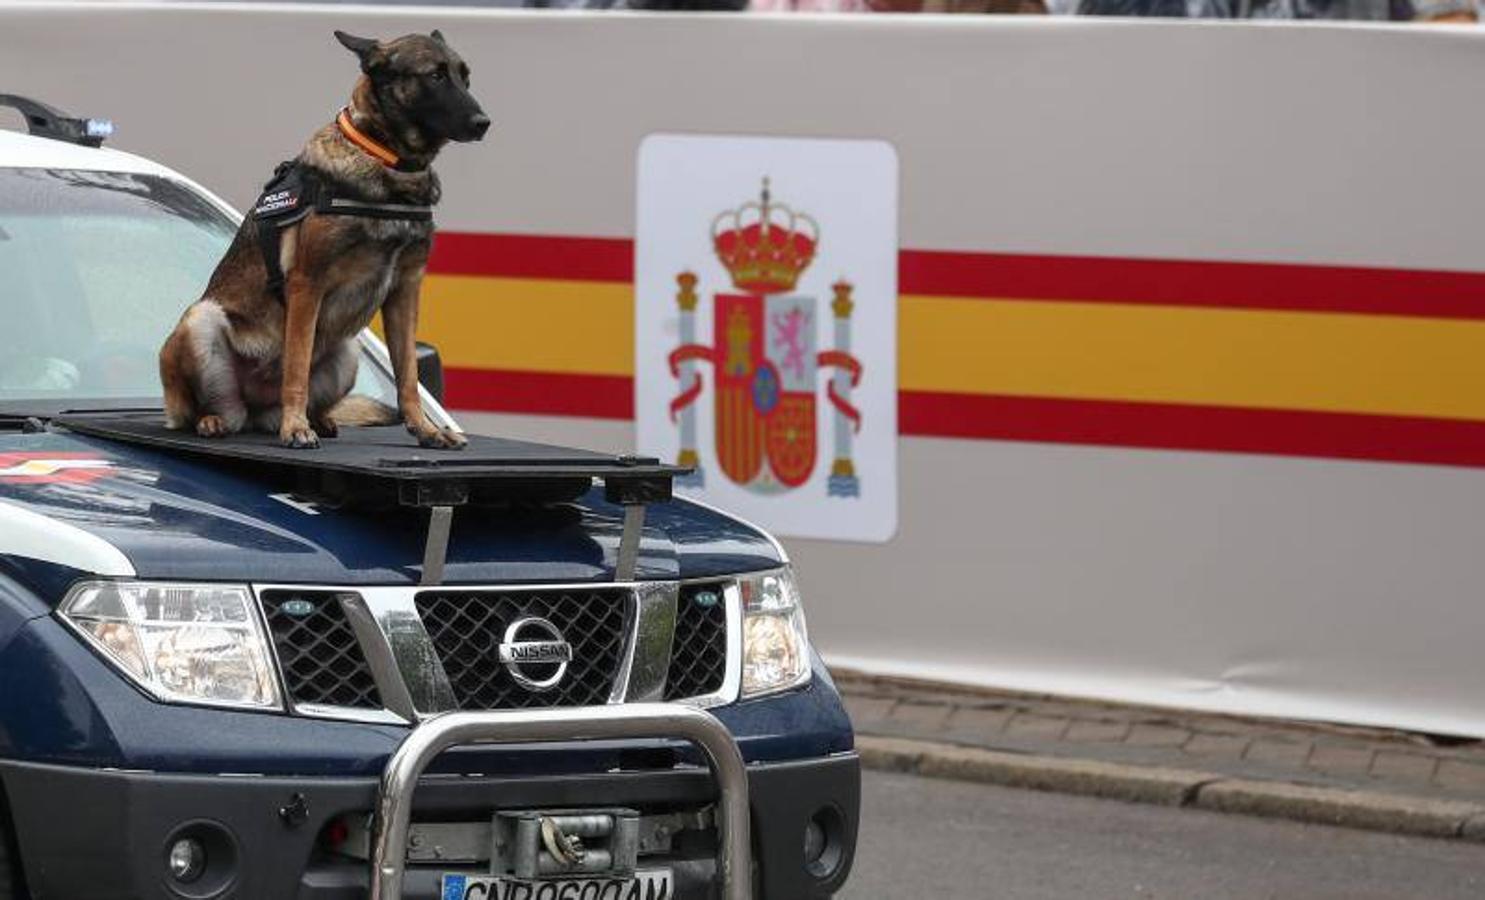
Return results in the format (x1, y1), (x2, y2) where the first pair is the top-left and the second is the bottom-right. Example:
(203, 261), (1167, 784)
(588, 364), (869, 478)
(858, 735), (1485, 843)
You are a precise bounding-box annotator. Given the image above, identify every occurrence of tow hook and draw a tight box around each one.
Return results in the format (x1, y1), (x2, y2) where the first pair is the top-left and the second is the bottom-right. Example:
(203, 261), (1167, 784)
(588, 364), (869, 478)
(279, 792), (310, 828)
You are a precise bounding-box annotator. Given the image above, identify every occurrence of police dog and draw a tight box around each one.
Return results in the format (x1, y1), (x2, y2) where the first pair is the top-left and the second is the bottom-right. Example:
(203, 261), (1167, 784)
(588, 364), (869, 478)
(159, 30), (488, 449)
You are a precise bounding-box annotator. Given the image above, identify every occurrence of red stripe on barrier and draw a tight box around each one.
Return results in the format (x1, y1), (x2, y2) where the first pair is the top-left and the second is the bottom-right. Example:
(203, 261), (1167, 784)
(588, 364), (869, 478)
(430, 232), (1485, 320)
(430, 232), (633, 282)
(899, 250), (1485, 319)
(444, 367), (1485, 468)
(444, 367), (633, 419)
(900, 391), (1485, 468)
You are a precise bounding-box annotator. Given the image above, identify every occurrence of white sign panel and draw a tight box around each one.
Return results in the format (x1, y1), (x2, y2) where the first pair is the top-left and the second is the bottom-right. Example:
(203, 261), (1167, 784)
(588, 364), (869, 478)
(636, 134), (898, 542)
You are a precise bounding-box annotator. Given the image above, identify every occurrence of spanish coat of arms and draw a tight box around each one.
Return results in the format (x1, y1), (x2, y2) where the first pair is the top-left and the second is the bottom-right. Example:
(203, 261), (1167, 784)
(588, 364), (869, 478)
(665, 179), (863, 497)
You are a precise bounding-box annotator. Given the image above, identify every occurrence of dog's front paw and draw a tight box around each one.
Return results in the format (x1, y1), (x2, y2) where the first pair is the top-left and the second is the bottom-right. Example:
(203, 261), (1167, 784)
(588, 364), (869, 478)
(312, 416), (340, 439)
(415, 427), (468, 450)
(280, 418), (321, 449)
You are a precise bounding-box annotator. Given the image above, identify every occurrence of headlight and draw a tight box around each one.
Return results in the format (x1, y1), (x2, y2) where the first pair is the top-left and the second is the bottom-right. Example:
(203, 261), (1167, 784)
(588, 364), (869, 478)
(738, 567), (811, 698)
(59, 581), (281, 710)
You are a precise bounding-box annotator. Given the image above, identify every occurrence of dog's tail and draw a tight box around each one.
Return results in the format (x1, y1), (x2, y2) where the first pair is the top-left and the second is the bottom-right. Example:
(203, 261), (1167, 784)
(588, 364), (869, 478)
(329, 394), (400, 427)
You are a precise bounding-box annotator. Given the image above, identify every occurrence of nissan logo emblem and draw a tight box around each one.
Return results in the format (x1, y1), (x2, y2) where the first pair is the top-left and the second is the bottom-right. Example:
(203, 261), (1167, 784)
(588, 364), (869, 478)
(497, 617), (573, 691)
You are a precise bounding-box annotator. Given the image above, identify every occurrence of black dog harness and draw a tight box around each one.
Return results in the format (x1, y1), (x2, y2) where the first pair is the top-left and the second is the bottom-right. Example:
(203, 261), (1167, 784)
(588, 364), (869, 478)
(251, 158), (433, 300)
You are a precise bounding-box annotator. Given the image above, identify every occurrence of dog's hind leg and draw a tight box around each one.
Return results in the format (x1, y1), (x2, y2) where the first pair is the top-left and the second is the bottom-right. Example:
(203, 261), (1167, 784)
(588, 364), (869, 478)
(186, 301), (249, 438)
(308, 339), (359, 439)
(159, 324), (198, 431)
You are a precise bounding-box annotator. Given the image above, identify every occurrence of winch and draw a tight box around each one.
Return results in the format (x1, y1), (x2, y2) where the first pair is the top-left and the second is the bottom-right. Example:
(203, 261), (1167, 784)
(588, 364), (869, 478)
(494, 809), (640, 879)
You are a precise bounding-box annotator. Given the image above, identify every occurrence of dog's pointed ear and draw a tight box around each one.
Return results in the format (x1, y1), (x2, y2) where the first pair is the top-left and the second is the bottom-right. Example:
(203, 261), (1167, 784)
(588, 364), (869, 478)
(430, 29), (447, 45)
(334, 30), (382, 72)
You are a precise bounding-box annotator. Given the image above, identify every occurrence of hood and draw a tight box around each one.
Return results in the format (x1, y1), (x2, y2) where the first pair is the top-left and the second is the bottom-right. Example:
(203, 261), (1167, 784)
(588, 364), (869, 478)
(0, 431), (783, 598)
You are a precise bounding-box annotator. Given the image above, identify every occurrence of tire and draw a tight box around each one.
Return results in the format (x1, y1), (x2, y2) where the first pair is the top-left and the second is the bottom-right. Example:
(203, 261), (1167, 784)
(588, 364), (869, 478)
(0, 802), (24, 900)
(0, 839), (11, 900)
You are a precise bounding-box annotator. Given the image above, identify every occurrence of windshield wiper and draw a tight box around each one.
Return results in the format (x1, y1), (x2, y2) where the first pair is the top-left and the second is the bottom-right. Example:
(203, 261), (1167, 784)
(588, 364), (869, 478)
(0, 404), (164, 430)
(57, 406), (162, 416)
(0, 414), (48, 433)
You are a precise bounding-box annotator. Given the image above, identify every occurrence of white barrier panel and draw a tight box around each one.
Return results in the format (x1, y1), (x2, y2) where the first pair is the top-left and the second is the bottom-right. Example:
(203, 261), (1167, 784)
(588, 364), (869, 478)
(5, 4), (1485, 736)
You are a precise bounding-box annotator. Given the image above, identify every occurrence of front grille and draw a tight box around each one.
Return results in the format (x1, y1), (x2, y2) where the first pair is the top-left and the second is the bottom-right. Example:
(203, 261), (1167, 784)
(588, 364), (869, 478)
(260, 590), (382, 709)
(664, 583), (730, 701)
(416, 589), (630, 710)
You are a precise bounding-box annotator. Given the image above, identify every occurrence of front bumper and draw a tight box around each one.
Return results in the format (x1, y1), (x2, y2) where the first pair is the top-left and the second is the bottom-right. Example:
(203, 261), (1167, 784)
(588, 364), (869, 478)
(0, 749), (859, 899)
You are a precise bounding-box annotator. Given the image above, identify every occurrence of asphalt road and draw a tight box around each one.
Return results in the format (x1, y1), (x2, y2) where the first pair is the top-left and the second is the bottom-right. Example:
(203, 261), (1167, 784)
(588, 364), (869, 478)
(842, 772), (1485, 899)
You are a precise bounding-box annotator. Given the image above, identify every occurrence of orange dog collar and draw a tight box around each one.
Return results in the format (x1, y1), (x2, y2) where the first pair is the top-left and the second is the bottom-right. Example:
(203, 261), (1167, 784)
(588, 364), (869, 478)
(336, 108), (400, 168)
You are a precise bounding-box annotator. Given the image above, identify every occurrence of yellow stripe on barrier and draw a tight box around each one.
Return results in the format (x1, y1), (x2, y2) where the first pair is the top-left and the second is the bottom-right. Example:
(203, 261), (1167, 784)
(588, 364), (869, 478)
(420, 275), (635, 375)
(417, 275), (1485, 422)
(902, 296), (1485, 421)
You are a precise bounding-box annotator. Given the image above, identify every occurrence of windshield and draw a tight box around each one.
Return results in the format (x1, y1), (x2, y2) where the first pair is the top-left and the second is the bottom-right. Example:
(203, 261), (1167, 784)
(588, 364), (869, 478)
(0, 167), (396, 415)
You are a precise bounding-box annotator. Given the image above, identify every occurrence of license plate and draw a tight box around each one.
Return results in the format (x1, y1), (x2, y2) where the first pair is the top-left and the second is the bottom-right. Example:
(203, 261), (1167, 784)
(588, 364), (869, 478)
(441, 869), (673, 900)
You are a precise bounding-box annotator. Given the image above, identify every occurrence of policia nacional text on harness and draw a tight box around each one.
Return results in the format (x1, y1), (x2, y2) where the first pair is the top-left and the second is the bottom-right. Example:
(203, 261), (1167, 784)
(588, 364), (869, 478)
(251, 107), (434, 299)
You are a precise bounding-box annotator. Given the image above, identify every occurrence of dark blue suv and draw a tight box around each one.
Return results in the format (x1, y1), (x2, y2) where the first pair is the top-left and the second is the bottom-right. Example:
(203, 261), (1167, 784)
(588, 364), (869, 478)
(0, 110), (858, 900)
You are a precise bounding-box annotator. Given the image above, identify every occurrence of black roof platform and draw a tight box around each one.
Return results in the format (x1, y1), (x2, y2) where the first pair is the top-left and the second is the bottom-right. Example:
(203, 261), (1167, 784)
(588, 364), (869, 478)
(57, 412), (688, 585)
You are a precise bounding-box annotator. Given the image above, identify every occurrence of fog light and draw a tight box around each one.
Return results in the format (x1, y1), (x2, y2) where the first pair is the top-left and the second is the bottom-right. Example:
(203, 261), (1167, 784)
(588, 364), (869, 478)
(803, 818), (826, 864)
(168, 837), (205, 883)
(803, 807), (845, 881)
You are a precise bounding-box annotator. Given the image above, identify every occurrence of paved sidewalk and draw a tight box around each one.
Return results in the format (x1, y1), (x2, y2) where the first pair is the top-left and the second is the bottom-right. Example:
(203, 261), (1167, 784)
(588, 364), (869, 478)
(835, 669), (1485, 840)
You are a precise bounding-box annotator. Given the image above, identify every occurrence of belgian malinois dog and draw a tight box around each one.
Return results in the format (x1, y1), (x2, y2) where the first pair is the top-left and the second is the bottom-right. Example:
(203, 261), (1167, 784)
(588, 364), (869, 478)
(159, 30), (489, 449)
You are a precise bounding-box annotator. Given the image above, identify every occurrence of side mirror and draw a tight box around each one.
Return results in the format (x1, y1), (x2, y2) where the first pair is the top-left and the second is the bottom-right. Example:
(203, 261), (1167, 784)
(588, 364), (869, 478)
(416, 341), (445, 404)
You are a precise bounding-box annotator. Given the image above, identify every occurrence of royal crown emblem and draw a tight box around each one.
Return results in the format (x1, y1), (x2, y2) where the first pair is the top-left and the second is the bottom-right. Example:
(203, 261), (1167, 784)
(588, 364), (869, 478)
(666, 178), (863, 497)
(711, 178), (819, 294)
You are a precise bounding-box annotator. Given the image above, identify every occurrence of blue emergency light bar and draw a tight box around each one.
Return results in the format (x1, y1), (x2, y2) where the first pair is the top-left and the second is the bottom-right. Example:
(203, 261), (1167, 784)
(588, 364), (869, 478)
(0, 93), (112, 147)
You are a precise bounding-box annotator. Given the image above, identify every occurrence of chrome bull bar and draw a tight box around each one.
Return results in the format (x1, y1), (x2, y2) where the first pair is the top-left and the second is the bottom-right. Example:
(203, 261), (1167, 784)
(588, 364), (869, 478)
(369, 704), (753, 900)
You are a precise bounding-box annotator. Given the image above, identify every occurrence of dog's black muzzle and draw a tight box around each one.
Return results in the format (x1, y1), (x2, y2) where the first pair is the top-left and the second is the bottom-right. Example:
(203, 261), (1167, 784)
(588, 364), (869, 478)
(453, 112), (491, 142)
